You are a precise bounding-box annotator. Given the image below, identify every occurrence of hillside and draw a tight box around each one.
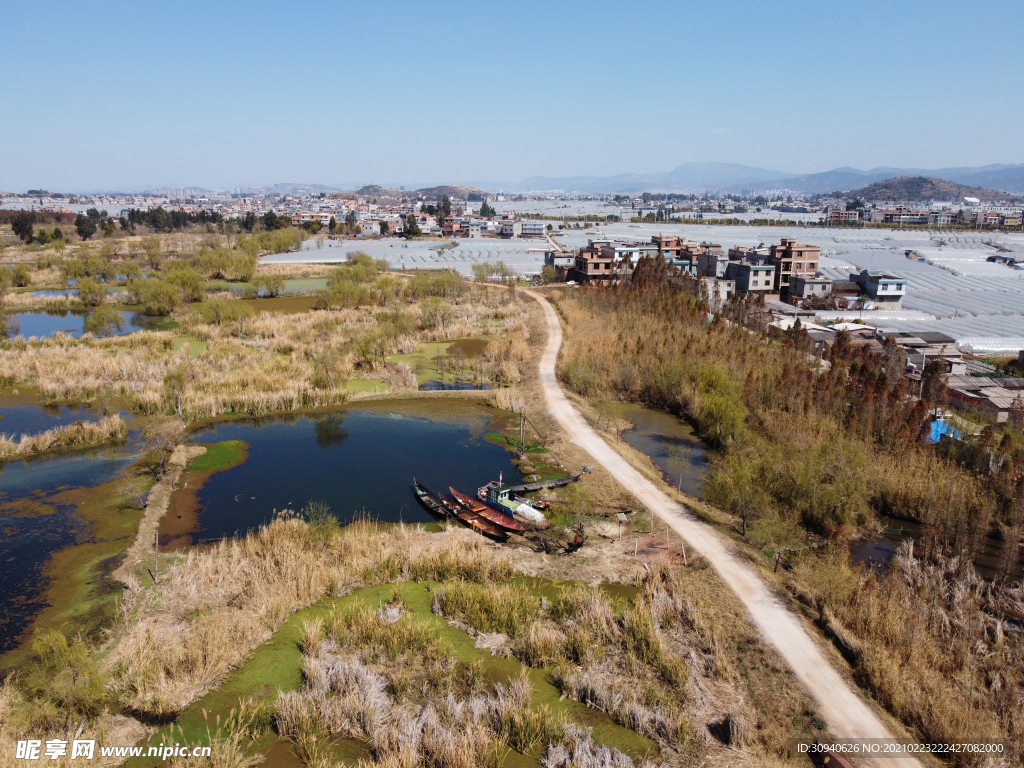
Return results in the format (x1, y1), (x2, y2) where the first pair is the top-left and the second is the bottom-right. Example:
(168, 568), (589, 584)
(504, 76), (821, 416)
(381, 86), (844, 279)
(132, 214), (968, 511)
(848, 175), (1016, 203)
(416, 184), (488, 199)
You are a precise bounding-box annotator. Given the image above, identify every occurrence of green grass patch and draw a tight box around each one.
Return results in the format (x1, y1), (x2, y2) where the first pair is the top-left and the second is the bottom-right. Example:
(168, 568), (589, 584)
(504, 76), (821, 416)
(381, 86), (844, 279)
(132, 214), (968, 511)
(345, 378), (388, 393)
(189, 440), (248, 472)
(172, 338), (207, 357)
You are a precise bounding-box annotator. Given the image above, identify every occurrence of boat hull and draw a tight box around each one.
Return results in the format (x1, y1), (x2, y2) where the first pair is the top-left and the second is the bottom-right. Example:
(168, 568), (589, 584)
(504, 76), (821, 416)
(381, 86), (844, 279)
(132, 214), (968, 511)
(450, 487), (523, 531)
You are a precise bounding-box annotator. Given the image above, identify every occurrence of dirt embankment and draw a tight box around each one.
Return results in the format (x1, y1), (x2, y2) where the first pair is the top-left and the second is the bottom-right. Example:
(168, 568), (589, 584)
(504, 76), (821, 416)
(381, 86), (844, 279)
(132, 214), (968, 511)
(525, 289), (924, 768)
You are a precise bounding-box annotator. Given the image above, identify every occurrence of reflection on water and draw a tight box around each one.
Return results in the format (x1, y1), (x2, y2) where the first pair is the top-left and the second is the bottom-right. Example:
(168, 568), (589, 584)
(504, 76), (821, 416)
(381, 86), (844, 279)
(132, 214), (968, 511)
(186, 402), (523, 543)
(0, 505), (88, 653)
(0, 399), (106, 440)
(853, 517), (1023, 581)
(6, 309), (164, 339)
(598, 403), (709, 497)
(0, 449), (133, 653)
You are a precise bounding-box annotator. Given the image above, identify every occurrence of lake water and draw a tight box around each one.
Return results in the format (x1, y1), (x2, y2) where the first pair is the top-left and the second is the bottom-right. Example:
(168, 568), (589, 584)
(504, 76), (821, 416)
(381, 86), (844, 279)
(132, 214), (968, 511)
(6, 309), (163, 339)
(0, 399), (107, 440)
(598, 403), (709, 496)
(182, 401), (523, 543)
(0, 448), (135, 653)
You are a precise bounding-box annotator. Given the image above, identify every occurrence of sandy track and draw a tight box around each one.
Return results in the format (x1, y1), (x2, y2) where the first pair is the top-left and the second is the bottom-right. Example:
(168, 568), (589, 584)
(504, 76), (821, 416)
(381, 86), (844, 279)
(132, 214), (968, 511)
(527, 290), (921, 768)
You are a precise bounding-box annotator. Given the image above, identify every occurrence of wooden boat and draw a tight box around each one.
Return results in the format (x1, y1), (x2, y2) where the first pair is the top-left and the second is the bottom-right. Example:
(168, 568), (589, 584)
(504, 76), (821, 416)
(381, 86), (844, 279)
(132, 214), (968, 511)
(514, 494), (551, 511)
(437, 493), (508, 539)
(412, 479), (448, 518)
(507, 473), (582, 493)
(450, 487), (524, 531)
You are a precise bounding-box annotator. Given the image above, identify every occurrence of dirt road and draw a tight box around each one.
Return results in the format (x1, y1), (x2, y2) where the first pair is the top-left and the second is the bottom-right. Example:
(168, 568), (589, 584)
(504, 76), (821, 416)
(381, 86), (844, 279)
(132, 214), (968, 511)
(528, 290), (921, 768)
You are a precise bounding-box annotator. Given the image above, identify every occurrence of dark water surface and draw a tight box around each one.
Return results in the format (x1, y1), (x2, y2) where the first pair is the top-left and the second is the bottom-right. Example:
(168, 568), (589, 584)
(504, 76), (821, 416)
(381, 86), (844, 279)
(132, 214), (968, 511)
(0, 399), (106, 440)
(186, 401), (522, 543)
(598, 403), (709, 497)
(853, 517), (1023, 581)
(7, 309), (164, 339)
(0, 449), (134, 653)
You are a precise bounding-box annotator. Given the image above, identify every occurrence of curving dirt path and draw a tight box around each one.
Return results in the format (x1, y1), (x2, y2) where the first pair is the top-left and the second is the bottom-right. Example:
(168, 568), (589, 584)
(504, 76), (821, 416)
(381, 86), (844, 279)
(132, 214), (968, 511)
(528, 290), (921, 768)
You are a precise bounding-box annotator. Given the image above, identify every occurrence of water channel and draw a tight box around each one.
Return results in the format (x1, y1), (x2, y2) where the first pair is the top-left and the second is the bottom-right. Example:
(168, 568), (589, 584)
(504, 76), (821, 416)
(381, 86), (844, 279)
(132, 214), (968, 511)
(597, 402), (709, 497)
(6, 309), (165, 339)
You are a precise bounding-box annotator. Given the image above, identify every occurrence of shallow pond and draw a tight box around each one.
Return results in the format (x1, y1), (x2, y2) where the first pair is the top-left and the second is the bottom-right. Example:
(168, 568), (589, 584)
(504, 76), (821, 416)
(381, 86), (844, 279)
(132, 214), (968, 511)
(853, 516), (1023, 581)
(0, 448), (136, 653)
(598, 403), (709, 496)
(179, 401), (522, 544)
(0, 398), (108, 440)
(6, 309), (165, 339)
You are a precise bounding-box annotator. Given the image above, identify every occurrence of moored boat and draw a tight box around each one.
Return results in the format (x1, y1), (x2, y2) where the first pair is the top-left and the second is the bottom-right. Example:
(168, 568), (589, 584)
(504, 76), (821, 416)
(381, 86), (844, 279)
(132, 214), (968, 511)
(449, 487), (524, 532)
(412, 478), (447, 517)
(437, 493), (509, 540)
(477, 481), (550, 528)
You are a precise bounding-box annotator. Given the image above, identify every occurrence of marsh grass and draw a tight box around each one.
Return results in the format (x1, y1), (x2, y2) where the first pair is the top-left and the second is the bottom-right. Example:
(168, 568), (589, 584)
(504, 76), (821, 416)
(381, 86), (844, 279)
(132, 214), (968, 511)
(0, 280), (530, 420)
(105, 520), (517, 717)
(432, 583), (542, 638)
(0, 413), (125, 458)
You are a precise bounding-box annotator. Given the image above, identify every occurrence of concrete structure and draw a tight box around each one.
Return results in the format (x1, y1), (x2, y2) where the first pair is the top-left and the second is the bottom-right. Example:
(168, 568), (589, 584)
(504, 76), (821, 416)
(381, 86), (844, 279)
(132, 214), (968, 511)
(698, 250), (730, 278)
(769, 238), (822, 294)
(945, 376), (1024, 423)
(544, 249), (575, 270)
(701, 276), (735, 312)
(827, 208), (860, 223)
(360, 221), (380, 236)
(852, 270), (907, 308)
(789, 275), (833, 303)
(521, 221), (547, 238)
(726, 261), (775, 294)
(651, 234), (684, 259)
(570, 248), (615, 285)
(598, 241), (658, 266)
(498, 220), (522, 238)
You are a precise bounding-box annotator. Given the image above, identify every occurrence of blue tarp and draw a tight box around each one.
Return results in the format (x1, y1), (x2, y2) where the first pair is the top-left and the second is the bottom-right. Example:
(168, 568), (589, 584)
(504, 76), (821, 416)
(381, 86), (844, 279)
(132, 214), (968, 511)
(929, 420), (965, 444)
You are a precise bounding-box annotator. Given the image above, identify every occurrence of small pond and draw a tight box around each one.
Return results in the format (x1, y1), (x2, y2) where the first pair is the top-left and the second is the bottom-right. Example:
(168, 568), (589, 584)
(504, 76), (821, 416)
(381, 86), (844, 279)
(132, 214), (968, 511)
(598, 403), (709, 497)
(6, 309), (166, 339)
(853, 516), (1023, 581)
(179, 400), (523, 544)
(0, 448), (136, 653)
(0, 398), (108, 440)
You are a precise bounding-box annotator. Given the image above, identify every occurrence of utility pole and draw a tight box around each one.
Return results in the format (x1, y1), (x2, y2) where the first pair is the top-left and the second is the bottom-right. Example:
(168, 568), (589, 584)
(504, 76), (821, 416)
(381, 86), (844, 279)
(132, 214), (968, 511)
(154, 532), (159, 583)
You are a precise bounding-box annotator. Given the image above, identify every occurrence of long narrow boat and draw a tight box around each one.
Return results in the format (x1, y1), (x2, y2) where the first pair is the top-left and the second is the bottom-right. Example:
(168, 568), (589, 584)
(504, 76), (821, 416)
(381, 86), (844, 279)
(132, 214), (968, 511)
(507, 473), (582, 493)
(477, 481), (550, 528)
(437, 494), (509, 540)
(412, 479), (448, 518)
(450, 487), (524, 531)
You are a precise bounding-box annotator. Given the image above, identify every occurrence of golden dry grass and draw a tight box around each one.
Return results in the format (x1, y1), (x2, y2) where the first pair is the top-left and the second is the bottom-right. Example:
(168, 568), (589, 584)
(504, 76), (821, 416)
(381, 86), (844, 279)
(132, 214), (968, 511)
(0, 413), (125, 458)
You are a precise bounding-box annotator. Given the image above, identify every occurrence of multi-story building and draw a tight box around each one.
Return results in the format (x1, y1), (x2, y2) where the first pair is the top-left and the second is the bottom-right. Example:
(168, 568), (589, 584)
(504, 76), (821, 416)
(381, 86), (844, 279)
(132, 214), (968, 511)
(852, 270), (907, 308)
(497, 220), (522, 238)
(522, 221), (547, 238)
(569, 244), (615, 285)
(726, 261), (776, 294)
(701, 276), (735, 312)
(651, 234), (684, 259)
(789, 276), (833, 304)
(769, 238), (821, 294)
(697, 251), (729, 278)
(827, 208), (860, 222)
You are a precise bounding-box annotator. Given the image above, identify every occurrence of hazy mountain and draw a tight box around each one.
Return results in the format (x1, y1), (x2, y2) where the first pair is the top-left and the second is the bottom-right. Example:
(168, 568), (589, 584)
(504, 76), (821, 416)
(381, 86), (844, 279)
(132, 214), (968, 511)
(499, 162), (794, 194)
(850, 176), (1017, 203)
(726, 164), (1024, 196)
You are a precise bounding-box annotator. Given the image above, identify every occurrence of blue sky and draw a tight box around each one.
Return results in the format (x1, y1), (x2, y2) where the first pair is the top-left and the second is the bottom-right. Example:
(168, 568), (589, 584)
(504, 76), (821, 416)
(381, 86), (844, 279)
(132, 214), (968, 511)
(2, 0), (1022, 191)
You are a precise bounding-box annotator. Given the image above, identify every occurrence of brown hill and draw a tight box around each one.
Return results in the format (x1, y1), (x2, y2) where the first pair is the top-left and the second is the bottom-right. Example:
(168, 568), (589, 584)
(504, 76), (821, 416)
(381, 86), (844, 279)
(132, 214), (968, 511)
(415, 185), (488, 200)
(849, 176), (1017, 203)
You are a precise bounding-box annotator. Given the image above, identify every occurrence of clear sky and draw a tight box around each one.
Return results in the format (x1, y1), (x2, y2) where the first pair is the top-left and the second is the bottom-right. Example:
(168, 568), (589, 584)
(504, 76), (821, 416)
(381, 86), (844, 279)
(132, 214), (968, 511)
(2, 0), (1022, 191)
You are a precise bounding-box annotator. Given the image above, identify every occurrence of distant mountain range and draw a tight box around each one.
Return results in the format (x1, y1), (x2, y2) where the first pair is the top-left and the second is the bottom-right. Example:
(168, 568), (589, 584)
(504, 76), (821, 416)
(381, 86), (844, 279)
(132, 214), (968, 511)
(487, 162), (1024, 196)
